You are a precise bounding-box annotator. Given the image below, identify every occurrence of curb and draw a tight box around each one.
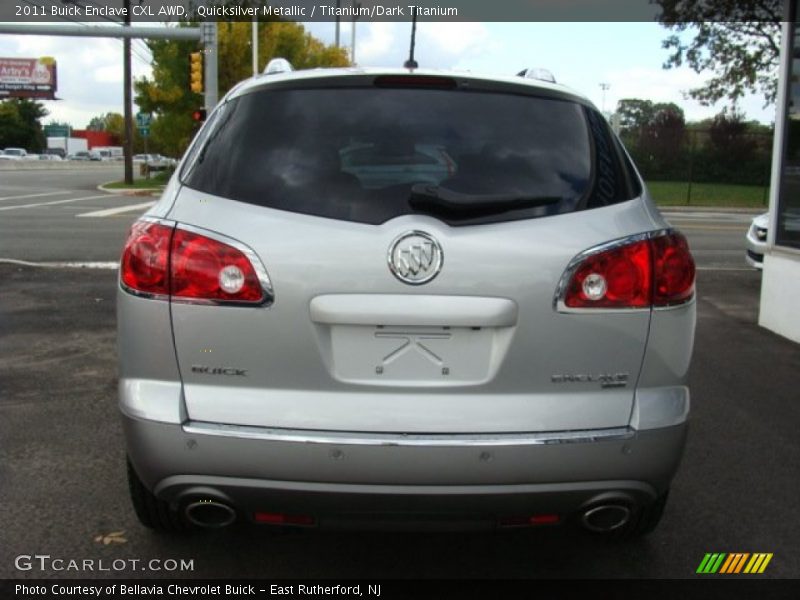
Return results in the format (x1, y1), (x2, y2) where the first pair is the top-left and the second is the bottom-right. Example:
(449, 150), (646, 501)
(658, 205), (766, 215)
(98, 182), (164, 196)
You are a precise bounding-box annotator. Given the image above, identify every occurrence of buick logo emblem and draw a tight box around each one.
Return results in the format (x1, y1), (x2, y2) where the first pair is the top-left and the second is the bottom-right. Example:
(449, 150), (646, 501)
(388, 231), (443, 285)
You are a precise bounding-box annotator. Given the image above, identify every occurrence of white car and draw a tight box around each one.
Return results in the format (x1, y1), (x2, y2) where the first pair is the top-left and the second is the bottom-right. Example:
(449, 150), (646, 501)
(746, 213), (768, 269)
(0, 148), (27, 160)
(134, 153), (174, 171)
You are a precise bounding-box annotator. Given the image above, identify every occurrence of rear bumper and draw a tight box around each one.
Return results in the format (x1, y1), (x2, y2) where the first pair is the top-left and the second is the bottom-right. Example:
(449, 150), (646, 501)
(123, 415), (687, 530)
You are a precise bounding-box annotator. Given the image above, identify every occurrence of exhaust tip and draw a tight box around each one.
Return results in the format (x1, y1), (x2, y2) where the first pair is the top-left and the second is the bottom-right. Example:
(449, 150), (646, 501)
(184, 499), (237, 528)
(581, 504), (631, 533)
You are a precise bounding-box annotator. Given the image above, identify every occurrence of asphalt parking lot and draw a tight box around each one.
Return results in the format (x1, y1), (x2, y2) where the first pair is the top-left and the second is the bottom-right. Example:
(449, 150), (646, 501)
(1, 166), (798, 580)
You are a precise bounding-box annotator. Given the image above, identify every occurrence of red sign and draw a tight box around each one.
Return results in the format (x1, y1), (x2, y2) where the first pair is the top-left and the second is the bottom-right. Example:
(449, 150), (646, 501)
(0, 57), (58, 100)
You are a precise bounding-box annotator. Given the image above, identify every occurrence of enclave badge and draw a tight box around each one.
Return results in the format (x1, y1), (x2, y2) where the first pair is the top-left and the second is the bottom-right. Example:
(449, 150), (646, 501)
(388, 230), (443, 285)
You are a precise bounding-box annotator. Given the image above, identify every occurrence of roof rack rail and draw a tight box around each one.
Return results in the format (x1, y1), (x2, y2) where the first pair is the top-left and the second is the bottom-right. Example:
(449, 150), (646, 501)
(516, 68), (556, 84)
(264, 58), (294, 75)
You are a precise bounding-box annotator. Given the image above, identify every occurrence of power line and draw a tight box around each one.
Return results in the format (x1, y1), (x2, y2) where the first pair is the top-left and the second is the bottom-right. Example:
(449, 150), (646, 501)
(70, 0), (153, 65)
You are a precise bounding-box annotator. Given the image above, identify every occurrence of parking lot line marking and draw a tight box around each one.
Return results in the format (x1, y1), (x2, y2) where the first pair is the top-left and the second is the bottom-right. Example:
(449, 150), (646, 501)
(0, 258), (118, 269)
(0, 190), (70, 202)
(76, 201), (155, 218)
(0, 194), (114, 211)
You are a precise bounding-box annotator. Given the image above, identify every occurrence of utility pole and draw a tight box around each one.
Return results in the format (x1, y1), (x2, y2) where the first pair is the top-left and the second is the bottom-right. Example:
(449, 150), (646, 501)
(123, 0), (133, 184)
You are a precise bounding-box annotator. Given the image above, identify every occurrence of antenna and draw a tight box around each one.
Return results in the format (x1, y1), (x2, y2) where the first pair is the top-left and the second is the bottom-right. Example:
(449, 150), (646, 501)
(403, 6), (418, 69)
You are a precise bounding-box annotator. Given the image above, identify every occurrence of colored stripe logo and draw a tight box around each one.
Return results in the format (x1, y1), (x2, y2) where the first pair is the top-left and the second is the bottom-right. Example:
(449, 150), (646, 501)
(697, 553), (773, 574)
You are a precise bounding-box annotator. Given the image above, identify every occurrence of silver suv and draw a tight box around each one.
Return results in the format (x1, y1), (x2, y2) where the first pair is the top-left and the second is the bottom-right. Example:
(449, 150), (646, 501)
(119, 66), (695, 537)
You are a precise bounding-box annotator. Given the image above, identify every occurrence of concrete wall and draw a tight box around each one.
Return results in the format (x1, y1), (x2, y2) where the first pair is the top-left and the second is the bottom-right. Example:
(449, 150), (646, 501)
(760, 251), (800, 343)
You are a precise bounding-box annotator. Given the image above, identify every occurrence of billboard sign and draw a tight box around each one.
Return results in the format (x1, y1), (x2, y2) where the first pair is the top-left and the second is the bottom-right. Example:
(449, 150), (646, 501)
(0, 57), (57, 100)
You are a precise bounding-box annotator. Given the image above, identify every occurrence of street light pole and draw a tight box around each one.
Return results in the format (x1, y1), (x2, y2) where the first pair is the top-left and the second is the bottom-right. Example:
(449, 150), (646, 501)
(202, 22), (219, 113)
(599, 82), (610, 115)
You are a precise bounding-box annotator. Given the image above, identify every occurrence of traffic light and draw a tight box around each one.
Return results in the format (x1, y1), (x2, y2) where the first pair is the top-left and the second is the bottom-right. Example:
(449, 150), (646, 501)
(191, 108), (207, 122)
(190, 51), (203, 94)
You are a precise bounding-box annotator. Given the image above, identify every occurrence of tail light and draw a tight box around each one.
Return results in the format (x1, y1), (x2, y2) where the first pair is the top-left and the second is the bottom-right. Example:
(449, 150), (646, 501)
(120, 219), (272, 305)
(557, 230), (694, 311)
(120, 221), (171, 297)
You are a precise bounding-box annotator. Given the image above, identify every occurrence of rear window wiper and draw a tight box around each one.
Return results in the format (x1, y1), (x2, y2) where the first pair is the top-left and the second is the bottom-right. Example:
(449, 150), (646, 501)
(409, 184), (560, 217)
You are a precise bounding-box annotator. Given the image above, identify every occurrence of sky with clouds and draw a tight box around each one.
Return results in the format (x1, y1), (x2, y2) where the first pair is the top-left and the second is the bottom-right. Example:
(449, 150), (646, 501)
(0, 21), (778, 129)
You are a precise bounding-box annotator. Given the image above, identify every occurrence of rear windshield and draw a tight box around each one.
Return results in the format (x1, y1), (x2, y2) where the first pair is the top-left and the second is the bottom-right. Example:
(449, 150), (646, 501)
(182, 86), (637, 225)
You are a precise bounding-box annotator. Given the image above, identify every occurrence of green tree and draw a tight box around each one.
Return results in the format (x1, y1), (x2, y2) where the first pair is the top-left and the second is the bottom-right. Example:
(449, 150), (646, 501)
(134, 20), (349, 157)
(615, 99), (687, 179)
(0, 98), (48, 151)
(616, 98), (656, 137)
(655, 0), (781, 107)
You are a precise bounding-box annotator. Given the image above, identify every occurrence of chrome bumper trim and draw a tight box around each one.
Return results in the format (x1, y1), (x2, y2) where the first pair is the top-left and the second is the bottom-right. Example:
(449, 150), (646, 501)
(182, 421), (635, 447)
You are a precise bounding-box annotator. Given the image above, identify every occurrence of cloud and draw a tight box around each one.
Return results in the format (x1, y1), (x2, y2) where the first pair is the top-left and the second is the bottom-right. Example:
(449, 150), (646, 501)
(418, 22), (489, 58)
(592, 65), (775, 122)
(355, 22), (399, 64)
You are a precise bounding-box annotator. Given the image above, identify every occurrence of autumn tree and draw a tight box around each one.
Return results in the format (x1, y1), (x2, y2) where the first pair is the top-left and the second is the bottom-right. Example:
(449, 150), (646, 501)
(655, 0), (781, 107)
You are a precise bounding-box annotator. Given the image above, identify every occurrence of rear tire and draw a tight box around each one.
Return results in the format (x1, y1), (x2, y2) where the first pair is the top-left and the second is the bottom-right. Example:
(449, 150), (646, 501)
(127, 459), (189, 533)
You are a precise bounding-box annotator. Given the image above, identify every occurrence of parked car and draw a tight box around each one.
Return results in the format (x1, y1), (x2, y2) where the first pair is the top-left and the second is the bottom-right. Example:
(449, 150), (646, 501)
(68, 151), (93, 161)
(746, 212), (768, 268)
(119, 65), (696, 537)
(0, 147), (27, 160)
(93, 146), (124, 161)
(38, 154), (63, 161)
(134, 153), (175, 171)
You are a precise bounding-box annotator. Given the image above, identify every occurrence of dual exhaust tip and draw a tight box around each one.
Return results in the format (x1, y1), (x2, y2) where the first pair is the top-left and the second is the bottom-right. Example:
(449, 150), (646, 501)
(184, 499), (237, 528)
(581, 504), (632, 533)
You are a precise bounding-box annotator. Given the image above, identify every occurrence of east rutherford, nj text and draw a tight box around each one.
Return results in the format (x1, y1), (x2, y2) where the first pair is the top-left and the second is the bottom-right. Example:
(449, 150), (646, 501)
(271, 584), (381, 596)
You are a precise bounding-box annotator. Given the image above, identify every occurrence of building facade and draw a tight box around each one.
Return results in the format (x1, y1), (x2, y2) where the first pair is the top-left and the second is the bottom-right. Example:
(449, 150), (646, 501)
(759, 4), (800, 343)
